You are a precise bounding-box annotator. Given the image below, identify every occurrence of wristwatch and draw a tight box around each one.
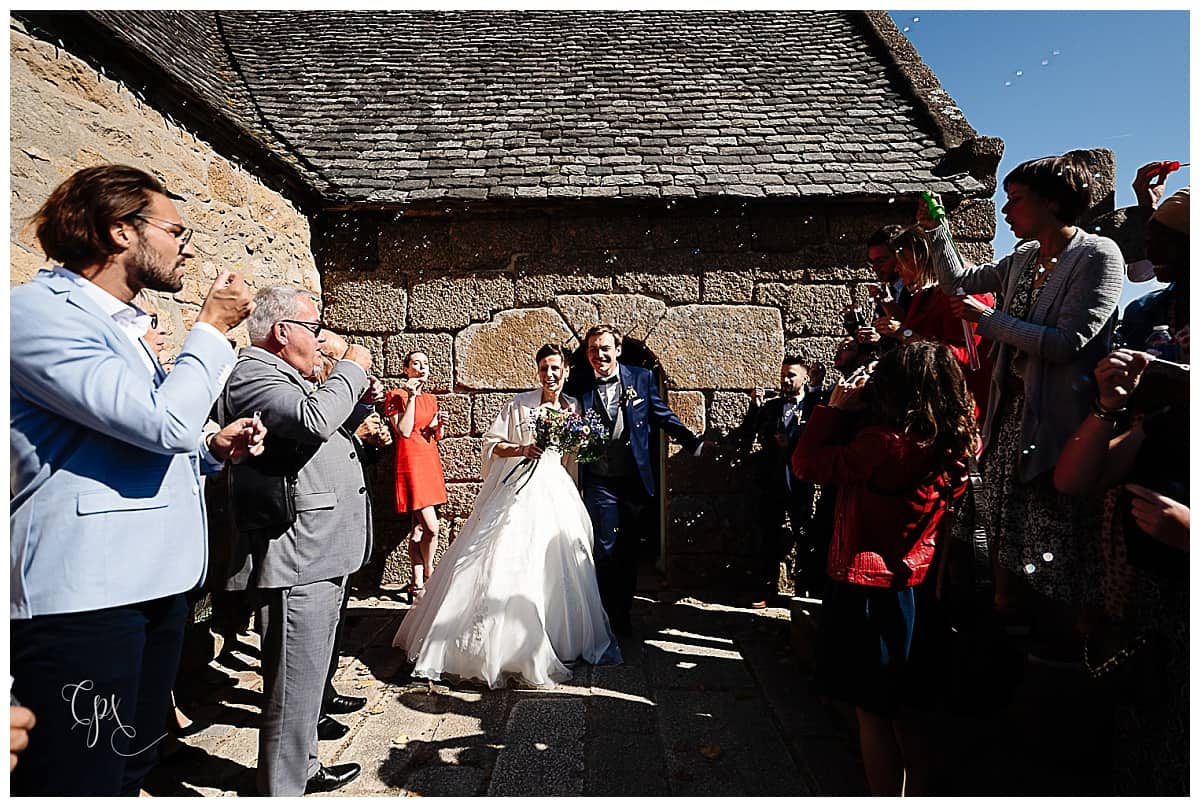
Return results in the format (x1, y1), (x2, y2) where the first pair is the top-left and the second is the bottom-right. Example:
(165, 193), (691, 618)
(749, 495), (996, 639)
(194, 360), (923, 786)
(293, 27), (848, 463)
(901, 328), (914, 343)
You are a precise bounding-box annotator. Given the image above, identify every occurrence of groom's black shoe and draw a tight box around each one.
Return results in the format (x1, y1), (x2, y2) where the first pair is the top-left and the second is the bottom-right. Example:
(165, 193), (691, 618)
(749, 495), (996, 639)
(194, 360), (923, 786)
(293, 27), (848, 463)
(317, 715), (350, 741)
(323, 694), (367, 714)
(305, 762), (361, 793)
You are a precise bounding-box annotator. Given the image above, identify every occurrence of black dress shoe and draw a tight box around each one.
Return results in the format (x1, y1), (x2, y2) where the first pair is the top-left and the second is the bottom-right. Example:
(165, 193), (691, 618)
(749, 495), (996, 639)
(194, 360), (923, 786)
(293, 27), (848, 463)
(305, 762), (361, 794)
(322, 693), (368, 714)
(317, 715), (349, 741)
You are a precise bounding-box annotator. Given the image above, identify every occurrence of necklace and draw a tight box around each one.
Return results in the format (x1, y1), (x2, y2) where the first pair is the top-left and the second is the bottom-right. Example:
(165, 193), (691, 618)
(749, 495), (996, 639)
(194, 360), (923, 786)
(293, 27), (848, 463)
(1035, 255), (1058, 275)
(1032, 251), (1060, 290)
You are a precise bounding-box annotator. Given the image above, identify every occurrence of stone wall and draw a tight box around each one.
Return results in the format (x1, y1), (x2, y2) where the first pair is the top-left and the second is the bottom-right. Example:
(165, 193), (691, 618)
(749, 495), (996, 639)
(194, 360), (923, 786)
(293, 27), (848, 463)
(10, 18), (1005, 594)
(9, 23), (318, 351)
(323, 196), (996, 590)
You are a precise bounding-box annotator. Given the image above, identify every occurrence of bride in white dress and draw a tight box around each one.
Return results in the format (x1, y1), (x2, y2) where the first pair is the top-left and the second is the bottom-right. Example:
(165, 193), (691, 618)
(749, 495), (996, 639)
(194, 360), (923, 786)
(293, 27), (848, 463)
(393, 343), (620, 688)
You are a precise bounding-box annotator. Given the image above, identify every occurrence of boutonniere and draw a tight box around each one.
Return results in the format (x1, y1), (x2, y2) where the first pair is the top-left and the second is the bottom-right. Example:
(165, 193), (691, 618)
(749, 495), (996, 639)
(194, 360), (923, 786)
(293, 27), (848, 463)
(623, 387), (640, 404)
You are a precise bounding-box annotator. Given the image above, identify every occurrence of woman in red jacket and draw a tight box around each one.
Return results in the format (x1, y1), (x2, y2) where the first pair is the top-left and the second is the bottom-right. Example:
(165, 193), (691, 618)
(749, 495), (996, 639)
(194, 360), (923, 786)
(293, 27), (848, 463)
(871, 225), (994, 423)
(791, 342), (976, 795)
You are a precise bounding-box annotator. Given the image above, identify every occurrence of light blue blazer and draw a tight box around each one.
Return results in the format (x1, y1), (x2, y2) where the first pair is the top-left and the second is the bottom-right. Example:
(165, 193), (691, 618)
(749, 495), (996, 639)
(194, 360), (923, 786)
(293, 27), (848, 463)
(10, 269), (235, 618)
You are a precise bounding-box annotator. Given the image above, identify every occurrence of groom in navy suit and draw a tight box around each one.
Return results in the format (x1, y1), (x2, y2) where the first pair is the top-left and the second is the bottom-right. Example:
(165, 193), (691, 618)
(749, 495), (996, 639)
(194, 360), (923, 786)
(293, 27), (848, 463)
(577, 325), (711, 636)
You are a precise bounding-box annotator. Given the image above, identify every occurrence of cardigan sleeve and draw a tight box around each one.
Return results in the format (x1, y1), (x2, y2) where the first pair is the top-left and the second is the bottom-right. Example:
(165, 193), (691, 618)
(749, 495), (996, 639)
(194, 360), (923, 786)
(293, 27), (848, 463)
(928, 222), (1014, 296)
(975, 238), (1124, 364)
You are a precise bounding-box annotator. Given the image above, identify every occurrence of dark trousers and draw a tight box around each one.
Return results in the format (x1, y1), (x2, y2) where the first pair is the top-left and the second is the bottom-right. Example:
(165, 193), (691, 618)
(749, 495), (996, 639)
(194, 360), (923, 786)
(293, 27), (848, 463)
(10, 593), (188, 796)
(803, 486), (837, 597)
(757, 480), (817, 597)
(584, 474), (650, 633)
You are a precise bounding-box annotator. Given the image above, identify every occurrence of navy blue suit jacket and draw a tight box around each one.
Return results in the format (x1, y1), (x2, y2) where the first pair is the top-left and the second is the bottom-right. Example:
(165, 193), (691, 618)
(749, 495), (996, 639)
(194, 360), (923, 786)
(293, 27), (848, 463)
(578, 363), (702, 498)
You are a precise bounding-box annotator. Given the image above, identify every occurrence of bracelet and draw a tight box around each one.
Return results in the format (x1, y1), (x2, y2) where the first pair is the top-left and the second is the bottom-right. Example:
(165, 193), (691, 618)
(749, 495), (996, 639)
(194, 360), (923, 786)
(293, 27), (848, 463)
(1090, 398), (1126, 422)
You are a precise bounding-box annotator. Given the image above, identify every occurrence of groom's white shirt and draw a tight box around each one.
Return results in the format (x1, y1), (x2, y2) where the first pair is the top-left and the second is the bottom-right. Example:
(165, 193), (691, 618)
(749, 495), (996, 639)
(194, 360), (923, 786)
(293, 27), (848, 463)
(594, 371), (625, 439)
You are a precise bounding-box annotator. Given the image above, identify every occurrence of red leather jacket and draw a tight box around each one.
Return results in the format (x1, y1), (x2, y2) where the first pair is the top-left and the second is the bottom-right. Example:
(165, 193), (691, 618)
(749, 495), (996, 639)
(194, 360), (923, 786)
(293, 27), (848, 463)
(791, 405), (967, 589)
(903, 286), (994, 422)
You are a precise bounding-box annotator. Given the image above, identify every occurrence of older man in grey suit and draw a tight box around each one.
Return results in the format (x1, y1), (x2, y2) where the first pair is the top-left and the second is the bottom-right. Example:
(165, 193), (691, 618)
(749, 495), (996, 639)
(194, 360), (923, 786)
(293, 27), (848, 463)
(220, 285), (378, 795)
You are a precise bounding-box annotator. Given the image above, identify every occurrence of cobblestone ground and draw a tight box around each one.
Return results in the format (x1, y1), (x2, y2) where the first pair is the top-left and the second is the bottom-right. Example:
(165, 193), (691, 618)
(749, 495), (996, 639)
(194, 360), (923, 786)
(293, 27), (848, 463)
(145, 590), (867, 797)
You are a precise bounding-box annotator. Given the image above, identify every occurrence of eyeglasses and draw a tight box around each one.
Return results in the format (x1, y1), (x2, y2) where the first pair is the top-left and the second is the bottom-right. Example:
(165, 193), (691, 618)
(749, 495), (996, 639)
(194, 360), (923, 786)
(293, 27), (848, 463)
(134, 214), (194, 247)
(279, 319), (324, 338)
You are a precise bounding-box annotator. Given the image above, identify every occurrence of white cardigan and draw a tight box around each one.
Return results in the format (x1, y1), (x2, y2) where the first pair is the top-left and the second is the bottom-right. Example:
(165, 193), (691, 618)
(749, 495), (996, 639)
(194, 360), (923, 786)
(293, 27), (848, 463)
(480, 389), (580, 484)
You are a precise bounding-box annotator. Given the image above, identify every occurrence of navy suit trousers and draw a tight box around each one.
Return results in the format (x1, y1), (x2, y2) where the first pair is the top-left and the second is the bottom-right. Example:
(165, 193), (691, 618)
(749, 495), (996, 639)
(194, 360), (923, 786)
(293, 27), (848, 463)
(584, 474), (650, 633)
(10, 593), (188, 796)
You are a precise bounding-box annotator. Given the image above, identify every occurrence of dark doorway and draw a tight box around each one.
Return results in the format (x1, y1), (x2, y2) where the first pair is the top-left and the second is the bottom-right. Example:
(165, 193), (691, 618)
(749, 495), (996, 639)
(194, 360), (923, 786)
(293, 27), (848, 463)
(565, 337), (666, 569)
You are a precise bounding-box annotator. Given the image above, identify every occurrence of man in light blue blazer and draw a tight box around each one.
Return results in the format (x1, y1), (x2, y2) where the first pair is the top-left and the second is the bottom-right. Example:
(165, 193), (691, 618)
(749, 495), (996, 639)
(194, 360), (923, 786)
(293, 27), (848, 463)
(10, 165), (261, 796)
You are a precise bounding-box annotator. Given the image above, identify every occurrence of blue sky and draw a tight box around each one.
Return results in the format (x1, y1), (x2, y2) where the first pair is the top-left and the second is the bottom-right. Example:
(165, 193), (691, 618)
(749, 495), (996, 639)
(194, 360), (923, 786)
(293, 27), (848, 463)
(889, 10), (1190, 309)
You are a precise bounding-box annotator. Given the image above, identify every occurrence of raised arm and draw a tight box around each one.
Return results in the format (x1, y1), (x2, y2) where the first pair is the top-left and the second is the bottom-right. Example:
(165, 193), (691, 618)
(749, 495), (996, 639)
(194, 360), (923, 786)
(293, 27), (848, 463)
(387, 379), (425, 439)
(1054, 349), (1151, 495)
(11, 298), (234, 455)
(925, 223), (1017, 297)
(227, 359), (369, 444)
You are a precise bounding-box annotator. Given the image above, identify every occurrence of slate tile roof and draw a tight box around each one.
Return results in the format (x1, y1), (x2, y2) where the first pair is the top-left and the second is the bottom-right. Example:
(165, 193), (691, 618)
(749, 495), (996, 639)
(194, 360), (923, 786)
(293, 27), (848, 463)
(83, 10), (984, 205)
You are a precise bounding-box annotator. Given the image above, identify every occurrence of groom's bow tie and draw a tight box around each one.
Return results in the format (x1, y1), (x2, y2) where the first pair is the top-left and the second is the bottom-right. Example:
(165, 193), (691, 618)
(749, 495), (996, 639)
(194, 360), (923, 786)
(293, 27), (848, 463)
(596, 375), (619, 386)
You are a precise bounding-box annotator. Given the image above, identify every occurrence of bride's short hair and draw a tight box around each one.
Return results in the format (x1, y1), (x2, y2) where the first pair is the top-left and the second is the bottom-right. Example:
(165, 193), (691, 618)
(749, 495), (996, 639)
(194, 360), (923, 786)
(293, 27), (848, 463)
(535, 343), (569, 364)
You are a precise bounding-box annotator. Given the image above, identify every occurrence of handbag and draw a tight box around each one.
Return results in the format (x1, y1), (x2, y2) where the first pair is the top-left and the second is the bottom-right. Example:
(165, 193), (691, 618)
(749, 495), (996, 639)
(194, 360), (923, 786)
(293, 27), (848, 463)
(934, 472), (1025, 717)
(226, 458), (298, 533)
(217, 374), (305, 534)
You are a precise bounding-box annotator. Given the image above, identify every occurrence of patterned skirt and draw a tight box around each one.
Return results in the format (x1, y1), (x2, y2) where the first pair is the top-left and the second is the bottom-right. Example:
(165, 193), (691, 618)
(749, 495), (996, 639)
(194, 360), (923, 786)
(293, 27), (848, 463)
(979, 391), (1100, 606)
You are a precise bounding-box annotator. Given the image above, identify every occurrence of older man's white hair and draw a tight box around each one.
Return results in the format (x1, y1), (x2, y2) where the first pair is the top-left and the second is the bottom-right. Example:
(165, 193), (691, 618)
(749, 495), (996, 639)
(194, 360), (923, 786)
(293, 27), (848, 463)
(247, 286), (312, 345)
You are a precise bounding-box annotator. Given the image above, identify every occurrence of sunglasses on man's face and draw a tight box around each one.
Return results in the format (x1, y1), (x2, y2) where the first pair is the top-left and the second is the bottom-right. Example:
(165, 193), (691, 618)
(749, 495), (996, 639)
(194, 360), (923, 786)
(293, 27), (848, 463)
(280, 319), (324, 339)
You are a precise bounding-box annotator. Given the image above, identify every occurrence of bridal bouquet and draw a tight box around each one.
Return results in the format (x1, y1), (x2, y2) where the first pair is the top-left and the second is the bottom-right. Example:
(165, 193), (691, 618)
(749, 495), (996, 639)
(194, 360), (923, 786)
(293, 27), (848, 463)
(533, 407), (610, 463)
(503, 406), (610, 492)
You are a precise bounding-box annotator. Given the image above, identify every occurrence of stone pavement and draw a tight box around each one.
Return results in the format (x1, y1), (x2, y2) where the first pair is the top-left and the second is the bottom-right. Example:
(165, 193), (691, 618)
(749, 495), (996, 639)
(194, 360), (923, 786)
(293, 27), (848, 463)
(146, 589), (867, 797)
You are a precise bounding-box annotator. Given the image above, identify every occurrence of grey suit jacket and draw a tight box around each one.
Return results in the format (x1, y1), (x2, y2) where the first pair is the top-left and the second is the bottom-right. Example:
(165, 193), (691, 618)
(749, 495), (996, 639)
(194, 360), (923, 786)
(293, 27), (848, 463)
(928, 223), (1123, 482)
(221, 346), (373, 590)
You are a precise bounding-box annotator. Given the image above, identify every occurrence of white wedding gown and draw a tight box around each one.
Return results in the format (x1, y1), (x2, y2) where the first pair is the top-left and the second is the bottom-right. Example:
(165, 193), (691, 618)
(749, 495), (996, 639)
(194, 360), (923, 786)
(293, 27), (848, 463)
(393, 390), (620, 689)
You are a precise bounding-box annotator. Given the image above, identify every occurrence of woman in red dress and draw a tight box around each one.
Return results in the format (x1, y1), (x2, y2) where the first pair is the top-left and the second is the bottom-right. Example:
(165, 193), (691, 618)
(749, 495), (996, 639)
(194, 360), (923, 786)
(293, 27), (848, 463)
(385, 351), (447, 602)
(871, 225), (995, 423)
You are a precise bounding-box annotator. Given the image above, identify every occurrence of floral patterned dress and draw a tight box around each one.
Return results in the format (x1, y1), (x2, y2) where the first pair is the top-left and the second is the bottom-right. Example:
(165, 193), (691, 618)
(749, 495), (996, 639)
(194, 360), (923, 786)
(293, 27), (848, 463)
(979, 260), (1100, 605)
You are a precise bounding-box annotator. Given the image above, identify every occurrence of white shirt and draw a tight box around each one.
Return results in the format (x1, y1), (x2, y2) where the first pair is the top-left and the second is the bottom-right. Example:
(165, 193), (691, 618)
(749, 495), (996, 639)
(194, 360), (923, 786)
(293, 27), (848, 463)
(595, 372), (621, 420)
(52, 266), (225, 464)
(780, 391), (806, 430)
(596, 368), (704, 457)
(52, 266), (223, 375)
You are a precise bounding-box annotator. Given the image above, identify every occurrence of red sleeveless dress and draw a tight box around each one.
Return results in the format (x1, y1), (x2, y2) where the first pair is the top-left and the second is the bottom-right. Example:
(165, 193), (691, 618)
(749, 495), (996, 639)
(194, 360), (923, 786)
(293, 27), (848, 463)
(385, 389), (447, 513)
